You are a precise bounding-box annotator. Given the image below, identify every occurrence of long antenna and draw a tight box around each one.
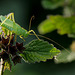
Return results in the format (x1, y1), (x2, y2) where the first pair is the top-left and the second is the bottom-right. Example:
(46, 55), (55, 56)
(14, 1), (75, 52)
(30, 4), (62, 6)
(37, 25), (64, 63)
(30, 34), (70, 53)
(29, 15), (35, 31)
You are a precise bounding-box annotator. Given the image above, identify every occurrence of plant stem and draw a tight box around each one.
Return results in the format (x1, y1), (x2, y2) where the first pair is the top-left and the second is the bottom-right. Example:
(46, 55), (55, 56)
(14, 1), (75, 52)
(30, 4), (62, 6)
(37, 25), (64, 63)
(0, 58), (4, 75)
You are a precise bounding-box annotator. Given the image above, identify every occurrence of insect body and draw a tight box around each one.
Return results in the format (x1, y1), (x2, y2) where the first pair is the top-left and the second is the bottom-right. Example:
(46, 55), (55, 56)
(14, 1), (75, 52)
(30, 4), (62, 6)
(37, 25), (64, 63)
(0, 16), (29, 37)
(0, 13), (39, 40)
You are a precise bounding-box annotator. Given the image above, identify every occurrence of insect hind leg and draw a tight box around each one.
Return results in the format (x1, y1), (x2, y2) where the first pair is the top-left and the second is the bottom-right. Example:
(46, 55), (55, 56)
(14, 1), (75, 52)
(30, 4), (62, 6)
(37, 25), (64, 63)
(1, 13), (15, 26)
(29, 30), (40, 40)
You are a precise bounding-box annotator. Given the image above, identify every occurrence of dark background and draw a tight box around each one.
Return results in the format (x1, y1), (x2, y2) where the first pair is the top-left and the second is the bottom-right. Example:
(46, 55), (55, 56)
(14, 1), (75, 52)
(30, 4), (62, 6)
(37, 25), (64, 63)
(0, 0), (74, 75)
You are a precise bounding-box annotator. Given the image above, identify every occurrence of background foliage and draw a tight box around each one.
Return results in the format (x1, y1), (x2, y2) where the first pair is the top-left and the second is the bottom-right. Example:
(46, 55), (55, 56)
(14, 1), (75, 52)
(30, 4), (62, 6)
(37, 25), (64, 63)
(0, 0), (75, 75)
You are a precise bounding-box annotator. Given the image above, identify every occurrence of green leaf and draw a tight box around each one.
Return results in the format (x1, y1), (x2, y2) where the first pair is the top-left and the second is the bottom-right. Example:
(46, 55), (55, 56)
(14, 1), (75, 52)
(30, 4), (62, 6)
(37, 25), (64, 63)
(41, 0), (64, 9)
(38, 15), (75, 36)
(20, 39), (60, 63)
(49, 15), (73, 35)
(54, 50), (70, 63)
(38, 19), (56, 34)
(54, 50), (75, 63)
(67, 52), (75, 62)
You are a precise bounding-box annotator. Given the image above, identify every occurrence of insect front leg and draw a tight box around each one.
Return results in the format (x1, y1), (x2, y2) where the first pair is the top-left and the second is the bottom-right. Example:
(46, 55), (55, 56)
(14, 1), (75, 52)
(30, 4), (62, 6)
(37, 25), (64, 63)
(28, 30), (40, 40)
(20, 36), (25, 41)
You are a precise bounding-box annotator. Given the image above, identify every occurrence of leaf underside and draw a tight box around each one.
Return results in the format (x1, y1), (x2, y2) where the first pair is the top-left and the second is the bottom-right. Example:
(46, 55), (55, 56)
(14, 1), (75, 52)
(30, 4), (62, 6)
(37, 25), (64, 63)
(54, 50), (75, 63)
(41, 0), (64, 9)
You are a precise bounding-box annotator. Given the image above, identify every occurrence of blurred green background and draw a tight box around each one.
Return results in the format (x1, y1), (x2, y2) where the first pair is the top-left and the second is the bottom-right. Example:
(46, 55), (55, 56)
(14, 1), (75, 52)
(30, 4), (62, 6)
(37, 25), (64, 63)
(0, 0), (74, 75)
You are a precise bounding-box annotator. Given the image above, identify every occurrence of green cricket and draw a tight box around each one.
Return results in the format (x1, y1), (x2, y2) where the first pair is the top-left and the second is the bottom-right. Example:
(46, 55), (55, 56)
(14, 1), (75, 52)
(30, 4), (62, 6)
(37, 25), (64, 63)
(0, 13), (40, 40)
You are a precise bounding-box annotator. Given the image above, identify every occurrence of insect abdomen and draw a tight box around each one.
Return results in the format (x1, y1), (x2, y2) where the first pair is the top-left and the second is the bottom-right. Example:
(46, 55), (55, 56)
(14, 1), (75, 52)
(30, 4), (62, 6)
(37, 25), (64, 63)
(1, 23), (13, 31)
